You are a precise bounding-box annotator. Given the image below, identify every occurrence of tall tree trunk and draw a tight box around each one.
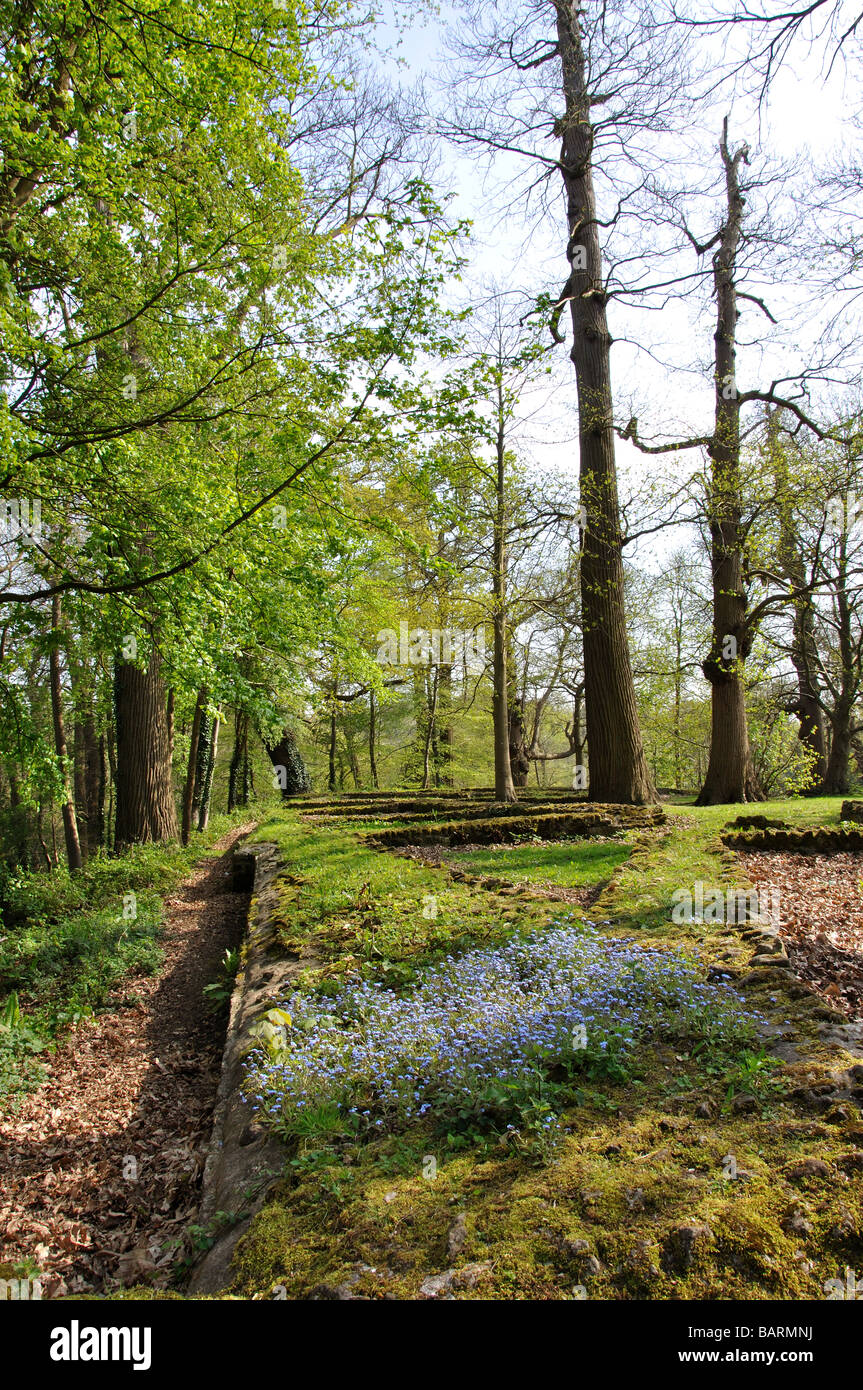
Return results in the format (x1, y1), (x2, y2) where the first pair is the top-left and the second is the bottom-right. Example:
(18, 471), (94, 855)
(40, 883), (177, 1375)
(770, 414), (828, 789)
(672, 617), (683, 791)
(197, 711), (219, 830)
(114, 641), (178, 848)
(343, 715), (362, 790)
(571, 685), (586, 771)
(368, 691), (380, 788)
(265, 726), (311, 797)
(36, 802), (52, 869)
(191, 707), (212, 821)
(74, 715), (102, 859)
(492, 380), (516, 803)
(696, 121), (763, 806)
(106, 723), (117, 852)
(74, 719), (87, 856)
(555, 4), (655, 805)
(818, 536), (856, 794)
(328, 706), (337, 792)
(228, 708), (250, 810)
(422, 666), (439, 790)
(822, 705), (853, 794)
(506, 632), (530, 787)
(181, 686), (206, 845)
(791, 603), (829, 788)
(438, 665), (454, 786)
(49, 596), (83, 871)
(508, 698), (530, 788)
(96, 733), (107, 848)
(166, 688), (175, 757)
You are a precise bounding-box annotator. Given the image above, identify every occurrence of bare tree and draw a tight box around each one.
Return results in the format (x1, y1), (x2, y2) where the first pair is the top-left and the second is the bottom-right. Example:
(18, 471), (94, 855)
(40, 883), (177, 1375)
(439, 0), (696, 802)
(618, 115), (844, 801)
(669, 0), (863, 93)
(696, 121), (764, 801)
(768, 416), (829, 787)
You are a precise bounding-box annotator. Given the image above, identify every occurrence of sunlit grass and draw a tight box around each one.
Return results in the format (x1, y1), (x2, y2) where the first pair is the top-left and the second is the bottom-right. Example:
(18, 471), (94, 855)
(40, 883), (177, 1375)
(448, 840), (631, 887)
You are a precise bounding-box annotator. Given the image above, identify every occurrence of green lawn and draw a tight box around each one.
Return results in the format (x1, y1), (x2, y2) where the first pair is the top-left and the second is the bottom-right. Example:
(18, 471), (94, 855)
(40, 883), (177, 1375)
(448, 840), (631, 887)
(665, 795), (846, 831)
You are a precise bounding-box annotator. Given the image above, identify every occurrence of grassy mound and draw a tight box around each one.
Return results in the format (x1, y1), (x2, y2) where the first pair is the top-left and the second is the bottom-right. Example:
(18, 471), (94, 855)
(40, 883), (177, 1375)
(447, 841), (631, 888)
(204, 796), (862, 1301)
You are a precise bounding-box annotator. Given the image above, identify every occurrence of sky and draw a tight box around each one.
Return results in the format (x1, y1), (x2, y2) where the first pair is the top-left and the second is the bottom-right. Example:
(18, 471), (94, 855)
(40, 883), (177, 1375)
(372, 2), (860, 573)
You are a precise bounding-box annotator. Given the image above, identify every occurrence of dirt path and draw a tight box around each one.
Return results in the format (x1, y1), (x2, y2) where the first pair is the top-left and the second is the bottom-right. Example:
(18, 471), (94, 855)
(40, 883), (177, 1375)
(0, 823), (256, 1297)
(740, 848), (863, 1023)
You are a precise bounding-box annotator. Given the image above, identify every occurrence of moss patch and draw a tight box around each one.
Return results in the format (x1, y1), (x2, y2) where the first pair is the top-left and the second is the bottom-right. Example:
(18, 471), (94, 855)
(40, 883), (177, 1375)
(205, 796), (863, 1300)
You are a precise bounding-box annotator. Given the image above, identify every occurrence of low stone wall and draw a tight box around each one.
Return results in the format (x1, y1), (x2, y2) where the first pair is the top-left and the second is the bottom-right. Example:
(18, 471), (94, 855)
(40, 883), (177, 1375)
(722, 825), (863, 852)
(304, 797), (592, 821)
(187, 842), (302, 1295)
(369, 804), (665, 849)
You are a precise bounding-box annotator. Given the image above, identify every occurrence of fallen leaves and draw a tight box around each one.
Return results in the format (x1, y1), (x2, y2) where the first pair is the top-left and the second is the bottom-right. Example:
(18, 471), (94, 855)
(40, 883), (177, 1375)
(740, 849), (863, 1020)
(0, 824), (255, 1296)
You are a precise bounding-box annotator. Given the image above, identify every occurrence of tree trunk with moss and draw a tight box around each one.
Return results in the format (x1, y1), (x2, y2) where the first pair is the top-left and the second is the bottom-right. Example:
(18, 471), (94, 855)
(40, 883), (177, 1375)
(266, 727), (311, 797)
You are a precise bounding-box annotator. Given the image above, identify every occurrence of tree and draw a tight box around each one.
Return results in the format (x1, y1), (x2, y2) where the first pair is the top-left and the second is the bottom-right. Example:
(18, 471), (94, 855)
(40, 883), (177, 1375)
(768, 418), (829, 787)
(670, 0), (863, 91)
(442, 1), (699, 801)
(618, 109), (845, 801)
(810, 442), (863, 793)
(47, 596), (82, 870)
(551, 2), (658, 803)
(113, 638), (178, 849)
(0, 0), (467, 850)
(695, 121), (764, 803)
(265, 729), (312, 798)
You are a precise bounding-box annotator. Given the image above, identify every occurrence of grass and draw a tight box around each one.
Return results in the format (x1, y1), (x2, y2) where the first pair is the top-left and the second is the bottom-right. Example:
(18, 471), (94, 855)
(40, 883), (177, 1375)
(666, 796), (847, 832)
(43, 789), (851, 1301)
(214, 794), (863, 1301)
(595, 796), (848, 933)
(447, 840), (631, 887)
(250, 812), (563, 992)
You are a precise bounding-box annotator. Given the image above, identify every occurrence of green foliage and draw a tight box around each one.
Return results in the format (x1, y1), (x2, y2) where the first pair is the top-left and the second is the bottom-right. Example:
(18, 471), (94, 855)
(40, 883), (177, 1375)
(202, 947), (242, 1014)
(0, 813), (245, 1107)
(747, 685), (822, 797)
(720, 1049), (785, 1108)
(0, 988), (47, 1105)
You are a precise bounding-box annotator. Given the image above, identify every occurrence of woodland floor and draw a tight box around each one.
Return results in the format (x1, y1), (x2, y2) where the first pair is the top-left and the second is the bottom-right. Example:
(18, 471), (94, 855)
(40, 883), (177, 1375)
(0, 823), (255, 1297)
(4, 801), (863, 1300)
(740, 849), (863, 1023)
